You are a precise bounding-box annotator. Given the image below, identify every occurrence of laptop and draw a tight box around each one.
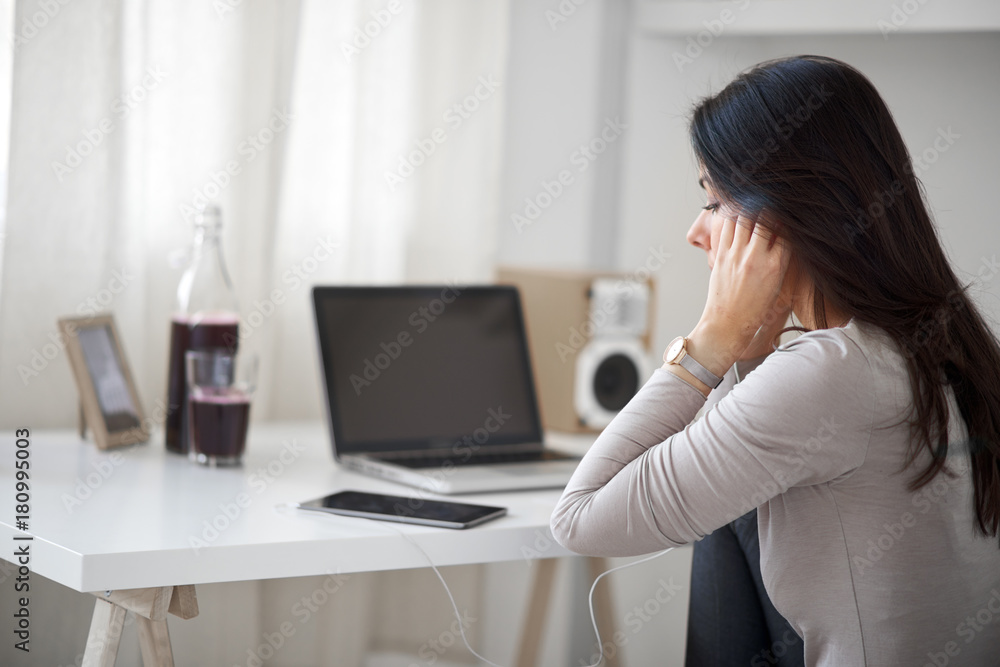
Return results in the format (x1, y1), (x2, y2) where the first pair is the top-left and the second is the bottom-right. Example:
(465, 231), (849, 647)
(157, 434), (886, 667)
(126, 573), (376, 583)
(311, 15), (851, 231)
(312, 285), (582, 494)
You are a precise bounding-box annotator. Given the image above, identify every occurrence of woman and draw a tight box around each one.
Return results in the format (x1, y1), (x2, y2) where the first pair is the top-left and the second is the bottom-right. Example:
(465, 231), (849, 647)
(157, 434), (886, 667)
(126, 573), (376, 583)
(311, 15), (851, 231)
(550, 55), (1000, 666)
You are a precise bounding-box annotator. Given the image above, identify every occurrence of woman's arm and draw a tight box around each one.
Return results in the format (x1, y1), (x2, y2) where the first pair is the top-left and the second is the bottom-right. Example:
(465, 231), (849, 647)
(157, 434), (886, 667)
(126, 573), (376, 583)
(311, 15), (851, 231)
(549, 330), (875, 556)
(702, 351), (773, 415)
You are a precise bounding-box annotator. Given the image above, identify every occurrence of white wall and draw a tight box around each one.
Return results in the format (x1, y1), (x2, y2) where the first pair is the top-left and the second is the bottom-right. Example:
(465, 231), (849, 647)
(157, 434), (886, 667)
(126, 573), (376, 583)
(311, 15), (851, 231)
(495, 0), (629, 271)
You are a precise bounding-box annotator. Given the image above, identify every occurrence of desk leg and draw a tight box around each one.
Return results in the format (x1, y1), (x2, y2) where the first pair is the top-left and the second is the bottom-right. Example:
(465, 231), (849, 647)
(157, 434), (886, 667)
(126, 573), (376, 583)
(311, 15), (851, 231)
(84, 585), (199, 667)
(516, 558), (558, 667)
(136, 617), (174, 666)
(517, 557), (620, 667)
(83, 598), (126, 667)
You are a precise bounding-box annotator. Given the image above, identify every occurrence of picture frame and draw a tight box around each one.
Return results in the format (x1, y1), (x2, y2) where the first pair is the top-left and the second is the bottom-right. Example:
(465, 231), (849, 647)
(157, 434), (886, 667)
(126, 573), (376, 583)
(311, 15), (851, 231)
(58, 313), (149, 449)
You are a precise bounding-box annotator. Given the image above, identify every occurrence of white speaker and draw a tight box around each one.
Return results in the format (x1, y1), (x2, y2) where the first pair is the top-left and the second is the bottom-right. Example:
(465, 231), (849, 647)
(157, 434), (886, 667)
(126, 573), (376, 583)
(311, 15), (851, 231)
(573, 278), (654, 428)
(497, 267), (656, 432)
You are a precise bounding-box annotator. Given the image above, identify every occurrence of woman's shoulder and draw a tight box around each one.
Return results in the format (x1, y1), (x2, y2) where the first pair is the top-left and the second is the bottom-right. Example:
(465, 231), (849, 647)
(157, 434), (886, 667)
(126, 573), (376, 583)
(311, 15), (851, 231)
(718, 320), (884, 474)
(743, 319), (893, 402)
(777, 318), (898, 368)
(750, 319), (906, 413)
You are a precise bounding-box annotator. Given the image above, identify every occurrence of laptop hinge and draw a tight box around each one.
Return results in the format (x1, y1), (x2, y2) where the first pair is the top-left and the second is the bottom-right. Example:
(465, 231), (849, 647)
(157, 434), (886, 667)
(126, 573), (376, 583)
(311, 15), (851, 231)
(370, 442), (544, 459)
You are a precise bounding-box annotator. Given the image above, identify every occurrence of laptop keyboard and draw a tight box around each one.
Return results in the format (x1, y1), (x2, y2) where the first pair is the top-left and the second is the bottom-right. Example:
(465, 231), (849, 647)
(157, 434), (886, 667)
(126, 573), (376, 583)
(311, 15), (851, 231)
(389, 449), (576, 469)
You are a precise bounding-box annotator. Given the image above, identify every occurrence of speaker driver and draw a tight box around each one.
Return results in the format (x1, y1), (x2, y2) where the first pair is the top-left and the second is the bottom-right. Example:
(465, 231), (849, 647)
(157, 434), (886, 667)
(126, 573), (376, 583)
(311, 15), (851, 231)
(574, 338), (651, 429)
(593, 353), (639, 412)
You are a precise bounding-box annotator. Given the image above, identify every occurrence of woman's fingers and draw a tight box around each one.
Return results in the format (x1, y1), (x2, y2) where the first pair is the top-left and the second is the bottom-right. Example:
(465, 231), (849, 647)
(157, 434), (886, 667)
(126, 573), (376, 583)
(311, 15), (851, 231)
(720, 210), (785, 274)
(729, 212), (779, 255)
(732, 213), (756, 248)
(747, 218), (775, 252)
(718, 214), (737, 255)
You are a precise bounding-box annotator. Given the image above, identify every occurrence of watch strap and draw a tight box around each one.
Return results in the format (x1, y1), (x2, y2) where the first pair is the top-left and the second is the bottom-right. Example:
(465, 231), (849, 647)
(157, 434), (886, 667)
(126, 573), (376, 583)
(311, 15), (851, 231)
(678, 353), (723, 389)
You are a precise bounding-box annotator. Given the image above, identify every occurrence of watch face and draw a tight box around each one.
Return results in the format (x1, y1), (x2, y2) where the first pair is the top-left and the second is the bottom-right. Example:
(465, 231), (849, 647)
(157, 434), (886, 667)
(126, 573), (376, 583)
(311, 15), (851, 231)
(665, 337), (685, 363)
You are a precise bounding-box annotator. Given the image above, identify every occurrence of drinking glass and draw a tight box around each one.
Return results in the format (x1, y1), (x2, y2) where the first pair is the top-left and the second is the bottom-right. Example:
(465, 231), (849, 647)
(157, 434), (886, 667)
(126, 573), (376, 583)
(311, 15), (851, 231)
(185, 350), (257, 466)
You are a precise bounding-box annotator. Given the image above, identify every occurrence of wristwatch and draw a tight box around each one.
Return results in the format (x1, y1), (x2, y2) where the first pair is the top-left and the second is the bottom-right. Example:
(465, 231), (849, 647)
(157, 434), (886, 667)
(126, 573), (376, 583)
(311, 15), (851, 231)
(663, 336), (723, 389)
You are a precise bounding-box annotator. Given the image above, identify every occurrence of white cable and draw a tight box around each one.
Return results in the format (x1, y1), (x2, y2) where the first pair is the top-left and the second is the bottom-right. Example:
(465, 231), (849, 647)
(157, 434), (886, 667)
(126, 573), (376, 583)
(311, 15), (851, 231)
(381, 522), (507, 667)
(345, 511), (675, 667)
(286, 503), (676, 666)
(579, 548), (675, 667)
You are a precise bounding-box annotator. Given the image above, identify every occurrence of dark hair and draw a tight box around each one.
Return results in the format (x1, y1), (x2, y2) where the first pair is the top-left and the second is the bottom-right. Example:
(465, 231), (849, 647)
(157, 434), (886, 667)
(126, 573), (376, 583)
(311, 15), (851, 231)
(690, 55), (1000, 544)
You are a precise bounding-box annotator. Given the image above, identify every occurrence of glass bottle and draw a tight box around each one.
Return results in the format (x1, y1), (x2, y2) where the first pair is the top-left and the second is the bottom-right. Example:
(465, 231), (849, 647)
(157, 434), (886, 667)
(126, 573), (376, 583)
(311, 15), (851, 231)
(165, 205), (240, 454)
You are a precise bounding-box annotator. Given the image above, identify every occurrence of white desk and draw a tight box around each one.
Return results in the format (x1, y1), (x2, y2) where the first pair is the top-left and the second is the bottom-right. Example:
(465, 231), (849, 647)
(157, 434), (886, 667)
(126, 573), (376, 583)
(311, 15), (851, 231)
(0, 422), (600, 665)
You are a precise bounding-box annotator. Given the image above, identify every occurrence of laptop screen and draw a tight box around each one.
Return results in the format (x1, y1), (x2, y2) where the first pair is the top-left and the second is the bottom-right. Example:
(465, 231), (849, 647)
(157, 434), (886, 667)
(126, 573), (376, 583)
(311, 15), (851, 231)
(312, 285), (544, 455)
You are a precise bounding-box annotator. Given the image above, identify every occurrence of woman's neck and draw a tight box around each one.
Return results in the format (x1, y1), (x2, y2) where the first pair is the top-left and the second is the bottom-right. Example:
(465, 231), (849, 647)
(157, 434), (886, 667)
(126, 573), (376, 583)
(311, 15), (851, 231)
(789, 277), (850, 330)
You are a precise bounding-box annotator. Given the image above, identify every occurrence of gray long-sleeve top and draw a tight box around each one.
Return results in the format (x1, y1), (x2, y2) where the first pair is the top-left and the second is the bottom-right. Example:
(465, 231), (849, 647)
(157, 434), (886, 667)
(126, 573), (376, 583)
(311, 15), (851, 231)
(551, 319), (1000, 666)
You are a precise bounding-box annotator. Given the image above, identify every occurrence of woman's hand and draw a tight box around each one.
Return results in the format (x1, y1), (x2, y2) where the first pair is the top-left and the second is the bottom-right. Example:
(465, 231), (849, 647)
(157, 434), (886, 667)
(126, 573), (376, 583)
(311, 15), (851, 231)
(686, 213), (791, 379)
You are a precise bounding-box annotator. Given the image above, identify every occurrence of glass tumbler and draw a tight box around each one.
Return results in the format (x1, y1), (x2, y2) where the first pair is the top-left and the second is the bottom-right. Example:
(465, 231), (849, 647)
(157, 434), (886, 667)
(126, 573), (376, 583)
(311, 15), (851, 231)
(185, 350), (257, 466)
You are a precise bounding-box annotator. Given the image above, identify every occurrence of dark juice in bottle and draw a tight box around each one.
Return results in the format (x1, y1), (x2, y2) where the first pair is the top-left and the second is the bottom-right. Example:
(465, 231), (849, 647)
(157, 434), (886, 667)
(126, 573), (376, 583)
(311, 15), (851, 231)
(164, 313), (240, 454)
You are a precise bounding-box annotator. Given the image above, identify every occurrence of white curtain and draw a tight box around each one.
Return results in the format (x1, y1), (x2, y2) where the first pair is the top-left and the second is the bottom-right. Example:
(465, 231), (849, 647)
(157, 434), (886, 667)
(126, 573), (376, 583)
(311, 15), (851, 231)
(0, 0), (510, 429)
